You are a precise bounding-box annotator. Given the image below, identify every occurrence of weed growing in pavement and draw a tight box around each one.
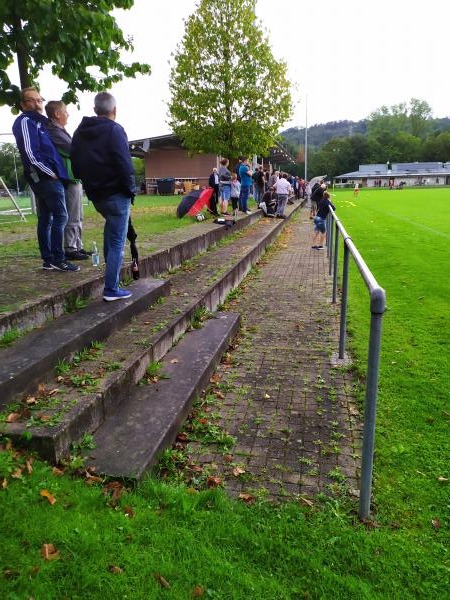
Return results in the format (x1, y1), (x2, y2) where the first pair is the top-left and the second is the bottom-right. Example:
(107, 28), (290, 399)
(0, 327), (24, 348)
(63, 294), (88, 314)
(190, 305), (211, 329)
(55, 359), (71, 375)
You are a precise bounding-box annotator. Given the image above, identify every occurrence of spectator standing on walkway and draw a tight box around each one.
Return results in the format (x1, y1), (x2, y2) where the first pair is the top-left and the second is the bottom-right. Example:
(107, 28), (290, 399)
(218, 158), (232, 215)
(312, 191), (335, 250)
(274, 173), (291, 219)
(45, 100), (88, 261)
(254, 166), (266, 206)
(268, 169), (279, 189)
(12, 87), (79, 272)
(71, 92), (135, 301)
(238, 157), (253, 214)
(310, 180), (326, 219)
(208, 167), (220, 216)
(230, 173), (241, 214)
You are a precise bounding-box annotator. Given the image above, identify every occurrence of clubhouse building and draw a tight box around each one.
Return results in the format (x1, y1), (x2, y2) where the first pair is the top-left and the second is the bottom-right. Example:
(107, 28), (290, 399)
(334, 162), (450, 188)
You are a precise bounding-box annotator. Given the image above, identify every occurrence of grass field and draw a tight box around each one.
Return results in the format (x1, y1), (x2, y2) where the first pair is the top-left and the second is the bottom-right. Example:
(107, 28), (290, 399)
(0, 188), (448, 598)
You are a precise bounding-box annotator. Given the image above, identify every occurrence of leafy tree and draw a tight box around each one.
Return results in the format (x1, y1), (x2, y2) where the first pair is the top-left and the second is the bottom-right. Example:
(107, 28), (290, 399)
(422, 131), (450, 162)
(0, 143), (25, 191)
(168, 0), (293, 161)
(367, 98), (432, 141)
(0, 1), (151, 109)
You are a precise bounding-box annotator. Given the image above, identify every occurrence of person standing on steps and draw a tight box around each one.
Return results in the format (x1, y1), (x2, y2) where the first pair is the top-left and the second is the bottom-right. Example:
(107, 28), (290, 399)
(45, 100), (89, 262)
(71, 92), (135, 302)
(238, 157), (253, 214)
(12, 87), (80, 272)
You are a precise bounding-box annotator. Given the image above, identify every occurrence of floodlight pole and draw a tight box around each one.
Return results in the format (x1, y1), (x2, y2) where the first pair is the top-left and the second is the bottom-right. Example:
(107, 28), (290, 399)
(304, 95), (308, 181)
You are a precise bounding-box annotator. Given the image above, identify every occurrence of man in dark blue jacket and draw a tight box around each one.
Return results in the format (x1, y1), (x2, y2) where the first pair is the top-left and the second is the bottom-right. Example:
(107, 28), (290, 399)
(71, 92), (135, 301)
(12, 87), (79, 272)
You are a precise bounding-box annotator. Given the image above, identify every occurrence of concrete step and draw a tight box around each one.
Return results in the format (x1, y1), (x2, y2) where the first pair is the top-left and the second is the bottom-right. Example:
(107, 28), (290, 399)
(2, 204), (301, 462)
(0, 278), (170, 409)
(85, 312), (240, 479)
(0, 210), (263, 337)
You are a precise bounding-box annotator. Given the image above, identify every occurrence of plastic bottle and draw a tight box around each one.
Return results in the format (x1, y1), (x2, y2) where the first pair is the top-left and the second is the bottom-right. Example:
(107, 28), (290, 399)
(91, 242), (100, 267)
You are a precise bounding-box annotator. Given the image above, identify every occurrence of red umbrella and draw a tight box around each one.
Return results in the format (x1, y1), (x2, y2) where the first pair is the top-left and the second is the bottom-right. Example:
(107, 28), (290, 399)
(177, 187), (214, 218)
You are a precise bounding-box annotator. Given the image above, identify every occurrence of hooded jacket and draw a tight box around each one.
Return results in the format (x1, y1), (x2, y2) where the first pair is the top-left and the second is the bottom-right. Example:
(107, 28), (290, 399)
(71, 116), (135, 202)
(12, 111), (69, 184)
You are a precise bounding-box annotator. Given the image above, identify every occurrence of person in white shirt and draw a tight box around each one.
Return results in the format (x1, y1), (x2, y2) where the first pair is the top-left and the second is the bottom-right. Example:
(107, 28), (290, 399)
(274, 173), (292, 218)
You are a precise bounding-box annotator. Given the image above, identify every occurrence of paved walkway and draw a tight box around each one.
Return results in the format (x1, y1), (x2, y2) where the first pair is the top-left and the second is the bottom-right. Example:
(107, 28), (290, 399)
(1, 205), (361, 501)
(185, 209), (361, 502)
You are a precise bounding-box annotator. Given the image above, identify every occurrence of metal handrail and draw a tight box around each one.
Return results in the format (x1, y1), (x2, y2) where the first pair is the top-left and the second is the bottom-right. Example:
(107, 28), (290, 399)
(326, 208), (386, 519)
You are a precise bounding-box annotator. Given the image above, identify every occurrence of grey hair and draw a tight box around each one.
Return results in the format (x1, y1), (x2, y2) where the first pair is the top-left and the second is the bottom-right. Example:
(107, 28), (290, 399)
(94, 92), (116, 116)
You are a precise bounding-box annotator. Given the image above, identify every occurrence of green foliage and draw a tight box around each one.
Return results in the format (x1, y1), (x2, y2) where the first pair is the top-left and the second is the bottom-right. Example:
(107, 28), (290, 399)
(0, 1), (151, 109)
(0, 143), (26, 191)
(0, 327), (22, 348)
(168, 0), (293, 160)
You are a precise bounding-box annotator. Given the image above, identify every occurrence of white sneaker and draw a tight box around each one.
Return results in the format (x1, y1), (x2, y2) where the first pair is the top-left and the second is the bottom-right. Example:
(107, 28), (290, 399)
(246, 210), (252, 215)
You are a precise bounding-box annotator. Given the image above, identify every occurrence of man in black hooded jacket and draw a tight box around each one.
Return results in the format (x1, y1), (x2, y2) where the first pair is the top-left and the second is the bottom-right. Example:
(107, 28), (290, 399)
(71, 92), (135, 302)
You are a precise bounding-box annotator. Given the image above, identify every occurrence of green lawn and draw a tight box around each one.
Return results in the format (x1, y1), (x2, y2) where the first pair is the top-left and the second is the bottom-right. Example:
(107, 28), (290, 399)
(0, 187), (448, 598)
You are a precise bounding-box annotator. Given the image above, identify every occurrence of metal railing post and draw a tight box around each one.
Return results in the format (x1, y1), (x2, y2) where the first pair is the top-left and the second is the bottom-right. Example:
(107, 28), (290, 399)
(332, 223), (339, 304)
(359, 289), (386, 519)
(328, 216), (334, 275)
(327, 208), (386, 519)
(339, 243), (350, 359)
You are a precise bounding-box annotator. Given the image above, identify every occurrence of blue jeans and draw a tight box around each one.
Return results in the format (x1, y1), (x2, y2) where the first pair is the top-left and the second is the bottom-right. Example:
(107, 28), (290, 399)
(93, 194), (131, 294)
(32, 178), (68, 263)
(276, 194), (288, 216)
(239, 185), (251, 212)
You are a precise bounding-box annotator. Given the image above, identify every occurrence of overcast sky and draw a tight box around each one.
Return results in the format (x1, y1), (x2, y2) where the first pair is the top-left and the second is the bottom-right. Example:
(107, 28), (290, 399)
(1, 0), (449, 141)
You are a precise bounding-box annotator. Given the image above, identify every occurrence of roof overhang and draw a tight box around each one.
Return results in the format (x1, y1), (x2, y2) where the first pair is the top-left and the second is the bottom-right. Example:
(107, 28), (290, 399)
(129, 134), (295, 163)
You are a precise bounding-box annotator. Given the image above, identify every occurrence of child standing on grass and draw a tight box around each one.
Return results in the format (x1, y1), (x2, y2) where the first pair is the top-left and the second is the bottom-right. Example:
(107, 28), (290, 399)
(312, 191), (335, 250)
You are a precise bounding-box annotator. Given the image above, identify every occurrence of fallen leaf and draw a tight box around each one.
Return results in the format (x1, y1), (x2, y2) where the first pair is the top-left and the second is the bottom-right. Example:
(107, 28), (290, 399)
(29, 565), (40, 577)
(431, 518), (440, 530)
(206, 476), (222, 488)
(437, 476), (448, 482)
(25, 396), (38, 405)
(223, 454), (234, 463)
(214, 391), (225, 399)
(153, 573), (170, 588)
(40, 543), (60, 560)
(238, 493), (255, 505)
(85, 474), (104, 485)
(25, 458), (33, 474)
(192, 585), (205, 597)
(6, 412), (21, 423)
(3, 568), (20, 579)
(170, 358), (179, 364)
(1, 478), (8, 489)
(298, 496), (314, 507)
(40, 489), (57, 505)
(52, 466), (65, 476)
(188, 464), (203, 473)
(11, 467), (24, 479)
(37, 383), (47, 395)
(209, 374), (222, 384)
(124, 505), (135, 518)
(176, 432), (189, 443)
(108, 564), (123, 574)
(47, 388), (59, 396)
(38, 414), (51, 422)
(56, 375), (64, 382)
(232, 467), (246, 477)
(144, 321), (152, 325)
(198, 418), (208, 425)
(264, 393), (271, 399)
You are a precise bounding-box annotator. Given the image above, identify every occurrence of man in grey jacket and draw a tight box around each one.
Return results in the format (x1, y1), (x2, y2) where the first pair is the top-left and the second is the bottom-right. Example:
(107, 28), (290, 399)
(45, 101), (88, 261)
